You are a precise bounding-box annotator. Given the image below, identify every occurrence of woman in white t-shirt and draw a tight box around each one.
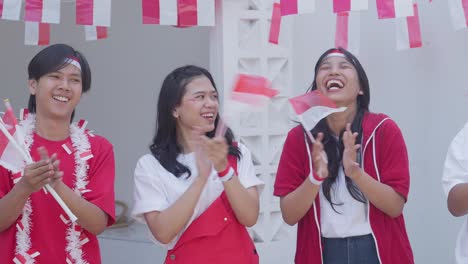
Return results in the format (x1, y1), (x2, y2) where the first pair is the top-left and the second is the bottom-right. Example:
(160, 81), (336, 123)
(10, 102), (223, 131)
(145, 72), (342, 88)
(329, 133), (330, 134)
(443, 123), (468, 264)
(132, 65), (263, 264)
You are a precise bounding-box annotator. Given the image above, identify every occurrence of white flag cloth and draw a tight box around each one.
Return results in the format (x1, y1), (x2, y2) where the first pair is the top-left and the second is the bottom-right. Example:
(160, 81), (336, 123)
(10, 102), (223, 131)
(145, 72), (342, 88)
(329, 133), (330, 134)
(142, 0), (215, 26)
(289, 90), (346, 132)
(0, 0), (21, 20)
(448, 0), (468, 30)
(0, 103), (26, 173)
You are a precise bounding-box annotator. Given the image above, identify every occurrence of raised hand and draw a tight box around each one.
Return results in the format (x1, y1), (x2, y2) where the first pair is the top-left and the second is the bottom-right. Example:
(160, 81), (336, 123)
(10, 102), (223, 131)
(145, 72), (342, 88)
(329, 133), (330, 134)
(311, 132), (329, 180)
(190, 127), (213, 181)
(200, 135), (229, 173)
(18, 157), (54, 194)
(194, 146), (212, 181)
(37, 147), (64, 188)
(342, 123), (361, 179)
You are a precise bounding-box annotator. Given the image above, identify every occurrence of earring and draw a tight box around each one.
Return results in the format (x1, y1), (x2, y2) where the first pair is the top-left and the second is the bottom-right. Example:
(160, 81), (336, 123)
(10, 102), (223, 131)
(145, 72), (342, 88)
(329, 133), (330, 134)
(358, 90), (364, 95)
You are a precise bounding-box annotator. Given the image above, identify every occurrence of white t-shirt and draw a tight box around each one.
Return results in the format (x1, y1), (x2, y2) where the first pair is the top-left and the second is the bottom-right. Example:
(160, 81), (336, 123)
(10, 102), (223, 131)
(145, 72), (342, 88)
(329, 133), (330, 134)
(443, 123), (468, 264)
(319, 166), (372, 238)
(131, 143), (264, 249)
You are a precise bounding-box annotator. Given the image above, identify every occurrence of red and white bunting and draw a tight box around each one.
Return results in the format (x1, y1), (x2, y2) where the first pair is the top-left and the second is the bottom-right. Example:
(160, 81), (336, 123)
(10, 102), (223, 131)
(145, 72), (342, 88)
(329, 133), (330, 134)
(24, 0), (60, 24)
(280, 0), (315, 16)
(0, 0), (22, 20)
(24, 22), (50, 46)
(85, 26), (108, 41)
(142, 0), (214, 26)
(177, 0), (215, 27)
(335, 12), (360, 54)
(76, 0), (111, 27)
(448, 0), (468, 30)
(376, 0), (413, 19)
(269, 3), (282, 44)
(396, 3), (422, 50)
(333, 0), (368, 13)
(142, 0), (177, 25)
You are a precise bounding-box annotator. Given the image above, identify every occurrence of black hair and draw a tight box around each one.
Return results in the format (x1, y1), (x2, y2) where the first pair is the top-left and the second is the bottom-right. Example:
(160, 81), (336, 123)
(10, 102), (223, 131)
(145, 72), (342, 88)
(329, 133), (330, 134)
(150, 65), (241, 178)
(309, 47), (370, 212)
(27, 43), (91, 121)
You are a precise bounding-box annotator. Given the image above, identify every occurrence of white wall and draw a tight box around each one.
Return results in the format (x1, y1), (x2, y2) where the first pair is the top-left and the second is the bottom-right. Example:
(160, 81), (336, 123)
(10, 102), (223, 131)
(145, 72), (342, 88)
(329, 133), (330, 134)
(1, 0), (467, 263)
(291, 1), (468, 263)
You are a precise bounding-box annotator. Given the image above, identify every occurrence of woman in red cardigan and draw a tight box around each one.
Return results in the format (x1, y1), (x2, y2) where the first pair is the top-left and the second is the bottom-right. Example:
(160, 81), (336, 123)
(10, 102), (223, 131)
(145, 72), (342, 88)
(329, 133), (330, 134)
(274, 48), (413, 264)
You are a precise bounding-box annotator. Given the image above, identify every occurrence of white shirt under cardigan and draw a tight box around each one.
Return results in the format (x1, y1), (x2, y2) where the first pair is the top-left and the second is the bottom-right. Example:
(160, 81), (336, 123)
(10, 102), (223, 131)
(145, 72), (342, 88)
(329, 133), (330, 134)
(443, 122), (468, 264)
(131, 143), (264, 250)
(304, 135), (372, 238)
(319, 165), (372, 238)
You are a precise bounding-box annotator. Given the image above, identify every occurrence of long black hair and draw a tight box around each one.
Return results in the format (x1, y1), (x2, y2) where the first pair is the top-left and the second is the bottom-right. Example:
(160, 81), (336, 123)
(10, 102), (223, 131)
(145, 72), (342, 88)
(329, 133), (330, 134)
(150, 65), (241, 178)
(27, 43), (91, 121)
(309, 47), (370, 212)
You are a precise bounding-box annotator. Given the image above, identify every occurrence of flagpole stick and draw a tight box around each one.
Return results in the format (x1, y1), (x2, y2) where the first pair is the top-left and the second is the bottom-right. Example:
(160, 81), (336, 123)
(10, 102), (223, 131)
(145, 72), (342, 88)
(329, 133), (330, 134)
(0, 121), (78, 222)
(42, 185), (78, 222)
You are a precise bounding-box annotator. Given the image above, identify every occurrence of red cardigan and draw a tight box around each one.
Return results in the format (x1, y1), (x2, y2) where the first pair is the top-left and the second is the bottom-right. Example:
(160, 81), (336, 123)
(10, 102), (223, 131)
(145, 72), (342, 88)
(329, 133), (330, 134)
(274, 112), (413, 264)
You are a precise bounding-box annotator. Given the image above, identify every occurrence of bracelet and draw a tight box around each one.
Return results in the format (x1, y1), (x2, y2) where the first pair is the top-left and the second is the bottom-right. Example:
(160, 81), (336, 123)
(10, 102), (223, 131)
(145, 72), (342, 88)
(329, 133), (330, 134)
(308, 172), (324, 186)
(219, 167), (235, 182)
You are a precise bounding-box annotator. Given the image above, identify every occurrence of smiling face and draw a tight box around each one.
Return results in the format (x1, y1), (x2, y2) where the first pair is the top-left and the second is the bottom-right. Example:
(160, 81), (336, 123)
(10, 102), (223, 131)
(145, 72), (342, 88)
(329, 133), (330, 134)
(28, 63), (82, 122)
(315, 55), (363, 108)
(173, 75), (219, 134)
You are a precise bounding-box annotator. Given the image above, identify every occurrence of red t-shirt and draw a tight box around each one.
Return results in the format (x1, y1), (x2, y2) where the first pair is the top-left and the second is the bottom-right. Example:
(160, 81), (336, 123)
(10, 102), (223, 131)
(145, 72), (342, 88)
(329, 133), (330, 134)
(0, 132), (115, 264)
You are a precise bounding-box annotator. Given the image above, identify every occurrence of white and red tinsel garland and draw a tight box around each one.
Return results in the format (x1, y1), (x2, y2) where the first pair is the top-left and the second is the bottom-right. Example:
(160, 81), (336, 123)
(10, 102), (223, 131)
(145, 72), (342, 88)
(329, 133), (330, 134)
(14, 114), (92, 264)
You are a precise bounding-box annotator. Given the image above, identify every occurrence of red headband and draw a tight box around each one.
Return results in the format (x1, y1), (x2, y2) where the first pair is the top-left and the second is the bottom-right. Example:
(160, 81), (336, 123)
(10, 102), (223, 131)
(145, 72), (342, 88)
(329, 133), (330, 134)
(324, 49), (345, 59)
(64, 56), (81, 71)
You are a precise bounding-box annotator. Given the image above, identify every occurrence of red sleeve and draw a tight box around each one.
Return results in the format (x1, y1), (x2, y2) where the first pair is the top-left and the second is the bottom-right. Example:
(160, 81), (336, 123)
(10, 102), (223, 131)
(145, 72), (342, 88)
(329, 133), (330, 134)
(274, 126), (310, 197)
(376, 119), (410, 201)
(84, 136), (116, 226)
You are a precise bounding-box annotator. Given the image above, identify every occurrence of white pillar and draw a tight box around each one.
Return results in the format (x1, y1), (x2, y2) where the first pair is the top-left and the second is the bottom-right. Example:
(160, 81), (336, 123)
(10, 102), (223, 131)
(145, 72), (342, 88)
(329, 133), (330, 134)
(210, 1), (297, 263)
